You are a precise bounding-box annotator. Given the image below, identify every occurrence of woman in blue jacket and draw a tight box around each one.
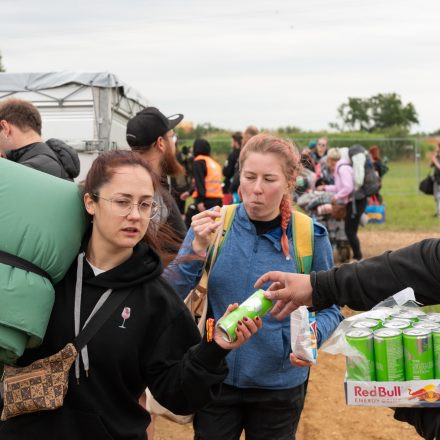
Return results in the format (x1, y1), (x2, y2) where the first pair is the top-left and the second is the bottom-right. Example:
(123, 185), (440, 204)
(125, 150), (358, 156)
(165, 134), (343, 440)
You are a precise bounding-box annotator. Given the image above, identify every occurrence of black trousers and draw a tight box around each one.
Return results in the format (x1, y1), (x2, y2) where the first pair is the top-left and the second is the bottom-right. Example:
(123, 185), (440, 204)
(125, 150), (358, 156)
(193, 383), (306, 440)
(345, 197), (367, 260)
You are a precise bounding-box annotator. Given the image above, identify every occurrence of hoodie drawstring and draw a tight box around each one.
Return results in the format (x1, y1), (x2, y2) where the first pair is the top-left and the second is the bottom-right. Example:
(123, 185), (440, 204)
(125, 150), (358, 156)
(74, 252), (112, 383)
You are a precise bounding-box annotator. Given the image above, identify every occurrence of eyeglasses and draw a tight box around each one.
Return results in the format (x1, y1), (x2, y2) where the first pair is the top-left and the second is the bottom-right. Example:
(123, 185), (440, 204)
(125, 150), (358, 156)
(166, 132), (178, 143)
(93, 194), (160, 219)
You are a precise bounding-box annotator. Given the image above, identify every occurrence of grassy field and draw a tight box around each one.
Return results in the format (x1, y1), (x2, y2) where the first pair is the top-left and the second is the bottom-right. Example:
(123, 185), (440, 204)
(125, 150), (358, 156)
(365, 160), (440, 232)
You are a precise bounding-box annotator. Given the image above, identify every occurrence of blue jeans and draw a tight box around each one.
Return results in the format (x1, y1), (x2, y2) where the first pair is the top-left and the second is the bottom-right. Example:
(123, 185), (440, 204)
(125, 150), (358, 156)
(193, 383), (306, 440)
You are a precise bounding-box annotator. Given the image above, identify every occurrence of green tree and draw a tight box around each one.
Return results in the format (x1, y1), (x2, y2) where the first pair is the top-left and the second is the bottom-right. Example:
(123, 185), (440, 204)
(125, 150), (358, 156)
(331, 93), (418, 132)
(0, 51), (5, 72)
(369, 93), (418, 130)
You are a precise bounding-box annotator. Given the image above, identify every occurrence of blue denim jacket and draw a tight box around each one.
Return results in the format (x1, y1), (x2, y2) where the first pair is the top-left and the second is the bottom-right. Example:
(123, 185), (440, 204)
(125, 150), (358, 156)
(164, 204), (343, 389)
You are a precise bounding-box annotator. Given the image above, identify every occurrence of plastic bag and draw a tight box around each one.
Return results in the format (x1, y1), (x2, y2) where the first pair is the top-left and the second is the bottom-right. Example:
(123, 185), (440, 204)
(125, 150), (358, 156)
(291, 306), (318, 364)
(321, 287), (418, 356)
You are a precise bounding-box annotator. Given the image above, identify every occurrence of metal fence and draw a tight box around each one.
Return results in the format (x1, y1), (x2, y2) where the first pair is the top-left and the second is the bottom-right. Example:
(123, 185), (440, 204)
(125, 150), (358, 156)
(189, 137), (429, 195)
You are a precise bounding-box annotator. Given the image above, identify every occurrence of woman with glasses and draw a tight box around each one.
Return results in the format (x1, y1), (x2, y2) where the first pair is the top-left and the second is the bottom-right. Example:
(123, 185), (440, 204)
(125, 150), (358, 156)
(0, 150), (261, 440)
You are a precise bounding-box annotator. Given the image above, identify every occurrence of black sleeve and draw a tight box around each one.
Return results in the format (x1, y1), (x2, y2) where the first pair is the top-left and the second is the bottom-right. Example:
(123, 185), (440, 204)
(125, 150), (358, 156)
(142, 309), (229, 415)
(193, 159), (207, 204)
(312, 239), (440, 311)
(394, 408), (440, 440)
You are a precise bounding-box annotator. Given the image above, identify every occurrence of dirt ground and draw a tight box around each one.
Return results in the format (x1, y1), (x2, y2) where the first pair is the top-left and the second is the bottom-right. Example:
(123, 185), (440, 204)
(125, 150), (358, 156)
(154, 230), (440, 440)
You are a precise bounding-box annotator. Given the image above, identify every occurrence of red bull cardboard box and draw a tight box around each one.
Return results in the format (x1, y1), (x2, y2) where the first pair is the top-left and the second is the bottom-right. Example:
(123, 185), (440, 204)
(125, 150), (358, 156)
(345, 380), (440, 407)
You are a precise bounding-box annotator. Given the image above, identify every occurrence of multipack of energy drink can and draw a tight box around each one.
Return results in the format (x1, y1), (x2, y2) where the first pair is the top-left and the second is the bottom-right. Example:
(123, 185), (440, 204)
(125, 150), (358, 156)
(345, 311), (440, 382)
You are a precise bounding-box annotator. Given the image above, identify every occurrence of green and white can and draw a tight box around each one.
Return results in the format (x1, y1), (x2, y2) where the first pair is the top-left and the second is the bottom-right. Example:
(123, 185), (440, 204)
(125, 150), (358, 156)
(432, 328), (440, 379)
(374, 328), (405, 382)
(403, 328), (434, 380)
(352, 319), (382, 331)
(390, 311), (420, 322)
(414, 322), (440, 331)
(345, 329), (375, 381)
(216, 289), (273, 342)
(383, 319), (412, 330)
(427, 313), (440, 324)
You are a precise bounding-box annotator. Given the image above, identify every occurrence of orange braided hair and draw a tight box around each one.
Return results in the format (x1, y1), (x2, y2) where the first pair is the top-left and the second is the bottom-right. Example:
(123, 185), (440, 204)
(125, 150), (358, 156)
(280, 194), (292, 260)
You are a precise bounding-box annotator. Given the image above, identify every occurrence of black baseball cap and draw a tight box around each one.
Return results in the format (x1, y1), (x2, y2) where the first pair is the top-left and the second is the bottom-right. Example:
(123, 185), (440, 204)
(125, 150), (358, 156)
(126, 107), (184, 148)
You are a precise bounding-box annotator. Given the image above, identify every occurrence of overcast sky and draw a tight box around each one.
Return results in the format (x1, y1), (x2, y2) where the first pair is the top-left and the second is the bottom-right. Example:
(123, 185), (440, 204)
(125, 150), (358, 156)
(1, 0), (439, 132)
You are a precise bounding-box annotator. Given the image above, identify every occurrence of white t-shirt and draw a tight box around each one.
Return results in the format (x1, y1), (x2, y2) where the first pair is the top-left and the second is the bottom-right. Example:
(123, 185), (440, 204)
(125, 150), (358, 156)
(86, 258), (106, 276)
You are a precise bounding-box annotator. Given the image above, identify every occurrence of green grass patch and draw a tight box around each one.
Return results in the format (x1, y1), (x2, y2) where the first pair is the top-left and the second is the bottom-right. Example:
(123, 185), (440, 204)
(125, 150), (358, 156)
(422, 305), (440, 313)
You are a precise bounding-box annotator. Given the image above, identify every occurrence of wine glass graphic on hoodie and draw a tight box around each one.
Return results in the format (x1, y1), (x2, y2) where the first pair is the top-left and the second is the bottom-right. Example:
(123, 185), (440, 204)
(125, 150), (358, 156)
(119, 307), (131, 329)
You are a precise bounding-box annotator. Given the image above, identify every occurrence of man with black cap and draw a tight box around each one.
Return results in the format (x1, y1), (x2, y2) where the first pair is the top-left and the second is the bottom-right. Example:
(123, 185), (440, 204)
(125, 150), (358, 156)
(126, 106), (186, 239)
(126, 106), (188, 440)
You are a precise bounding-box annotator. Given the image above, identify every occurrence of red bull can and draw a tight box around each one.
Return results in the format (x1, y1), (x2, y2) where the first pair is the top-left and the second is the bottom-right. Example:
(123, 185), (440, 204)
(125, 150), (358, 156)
(432, 328), (440, 379)
(383, 319), (412, 330)
(345, 329), (375, 381)
(374, 328), (405, 381)
(216, 289), (273, 342)
(426, 313), (440, 324)
(403, 328), (434, 380)
(352, 319), (382, 331)
(390, 311), (419, 322)
(414, 322), (440, 331)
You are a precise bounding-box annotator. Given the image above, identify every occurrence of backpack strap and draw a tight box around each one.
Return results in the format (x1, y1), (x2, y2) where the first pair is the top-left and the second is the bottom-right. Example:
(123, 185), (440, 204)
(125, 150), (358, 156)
(196, 204), (238, 292)
(205, 204), (238, 271)
(291, 210), (314, 274)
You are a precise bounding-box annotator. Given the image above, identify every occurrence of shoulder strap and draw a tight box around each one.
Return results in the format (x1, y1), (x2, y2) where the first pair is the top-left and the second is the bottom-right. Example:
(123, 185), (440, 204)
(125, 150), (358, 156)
(291, 210), (314, 274)
(197, 204), (239, 290)
(0, 250), (53, 283)
(206, 204), (238, 268)
(74, 288), (133, 351)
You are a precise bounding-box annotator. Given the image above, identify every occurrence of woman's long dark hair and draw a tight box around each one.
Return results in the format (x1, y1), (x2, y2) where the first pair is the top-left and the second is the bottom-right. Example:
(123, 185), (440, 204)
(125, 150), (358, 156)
(82, 150), (183, 266)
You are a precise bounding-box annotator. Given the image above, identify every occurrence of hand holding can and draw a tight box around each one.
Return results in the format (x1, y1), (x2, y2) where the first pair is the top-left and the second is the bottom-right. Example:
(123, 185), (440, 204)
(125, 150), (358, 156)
(216, 290), (273, 343)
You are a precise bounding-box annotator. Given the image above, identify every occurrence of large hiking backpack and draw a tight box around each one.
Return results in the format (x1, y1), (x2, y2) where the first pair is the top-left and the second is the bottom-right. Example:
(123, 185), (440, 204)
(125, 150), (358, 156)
(348, 144), (381, 200)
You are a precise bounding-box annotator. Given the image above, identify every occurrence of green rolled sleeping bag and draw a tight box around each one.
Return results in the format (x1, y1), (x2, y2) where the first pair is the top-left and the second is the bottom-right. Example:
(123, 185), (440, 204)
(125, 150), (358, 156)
(0, 159), (86, 365)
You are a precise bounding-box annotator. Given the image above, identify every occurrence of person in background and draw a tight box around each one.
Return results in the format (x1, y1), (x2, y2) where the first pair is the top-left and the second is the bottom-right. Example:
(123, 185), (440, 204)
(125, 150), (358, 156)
(185, 138), (223, 227)
(0, 98), (80, 180)
(0, 150), (261, 440)
(126, 106), (188, 438)
(318, 148), (365, 261)
(229, 125), (260, 200)
(171, 144), (193, 216)
(312, 137), (328, 164)
(223, 131), (243, 201)
(126, 106), (187, 240)
(166, 133), (342, 440)
(255, 238), (440, 440)
(430, 142), (440, 218)
(368, 145), (388, 203)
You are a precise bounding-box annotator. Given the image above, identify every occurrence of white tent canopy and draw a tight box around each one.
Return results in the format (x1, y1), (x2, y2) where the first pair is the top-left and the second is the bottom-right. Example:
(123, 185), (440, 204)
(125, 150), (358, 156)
(0, 71), (148, 108)
(0, 72), (149, 151)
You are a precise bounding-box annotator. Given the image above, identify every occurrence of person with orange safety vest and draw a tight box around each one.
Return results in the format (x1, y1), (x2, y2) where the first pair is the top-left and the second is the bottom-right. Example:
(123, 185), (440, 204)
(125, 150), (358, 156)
(184, 139), (223, 227)
(191, 138), (223, 211)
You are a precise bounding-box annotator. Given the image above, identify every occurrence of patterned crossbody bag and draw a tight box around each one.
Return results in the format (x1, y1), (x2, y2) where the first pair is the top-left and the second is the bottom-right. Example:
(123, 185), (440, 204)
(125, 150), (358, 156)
(1, 255), (132, 421)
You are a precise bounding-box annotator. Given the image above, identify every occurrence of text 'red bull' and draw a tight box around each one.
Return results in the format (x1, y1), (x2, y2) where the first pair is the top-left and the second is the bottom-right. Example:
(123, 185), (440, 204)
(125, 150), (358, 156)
(354, 386), (401, 397)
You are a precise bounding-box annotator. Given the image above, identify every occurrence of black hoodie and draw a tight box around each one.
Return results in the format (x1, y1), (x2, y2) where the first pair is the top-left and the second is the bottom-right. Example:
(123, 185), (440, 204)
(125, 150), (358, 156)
(0, 242), (228, 440)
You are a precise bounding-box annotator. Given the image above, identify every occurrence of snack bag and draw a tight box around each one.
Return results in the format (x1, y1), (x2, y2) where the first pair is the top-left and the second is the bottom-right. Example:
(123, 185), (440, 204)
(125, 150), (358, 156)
(290, 306), (318, 364)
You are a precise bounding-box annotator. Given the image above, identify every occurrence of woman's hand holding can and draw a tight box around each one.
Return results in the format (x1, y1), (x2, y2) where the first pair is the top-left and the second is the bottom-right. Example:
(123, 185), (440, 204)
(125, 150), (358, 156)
(214, 304), (262, 350)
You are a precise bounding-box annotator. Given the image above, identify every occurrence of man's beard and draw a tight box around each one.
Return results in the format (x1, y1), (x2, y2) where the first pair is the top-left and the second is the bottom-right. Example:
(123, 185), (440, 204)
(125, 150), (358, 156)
(161, 144), (185, 177)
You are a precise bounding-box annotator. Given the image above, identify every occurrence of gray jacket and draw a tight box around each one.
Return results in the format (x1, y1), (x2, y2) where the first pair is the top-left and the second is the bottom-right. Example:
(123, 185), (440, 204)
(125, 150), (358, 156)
(7, 140), (80, 181)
